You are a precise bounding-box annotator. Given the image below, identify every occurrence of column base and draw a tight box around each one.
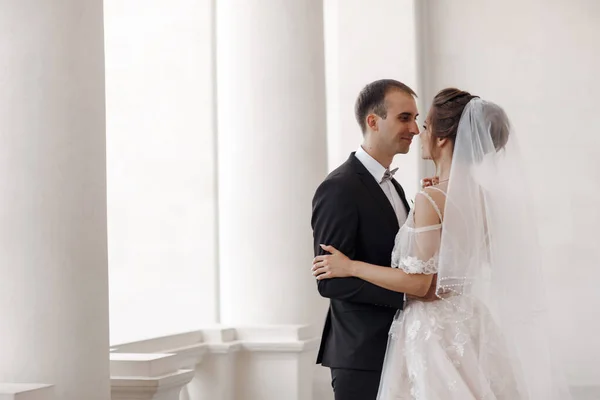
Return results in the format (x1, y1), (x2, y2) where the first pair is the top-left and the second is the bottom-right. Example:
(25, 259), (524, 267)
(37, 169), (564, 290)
(110, 353), (194, 400)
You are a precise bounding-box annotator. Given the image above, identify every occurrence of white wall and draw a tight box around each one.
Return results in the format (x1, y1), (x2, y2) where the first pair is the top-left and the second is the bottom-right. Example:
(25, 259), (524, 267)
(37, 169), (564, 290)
(319, 0), (599, 396)
(325, 0), (422, 202)
(104, 0), (217, 345)
(418, 0), (600, 387)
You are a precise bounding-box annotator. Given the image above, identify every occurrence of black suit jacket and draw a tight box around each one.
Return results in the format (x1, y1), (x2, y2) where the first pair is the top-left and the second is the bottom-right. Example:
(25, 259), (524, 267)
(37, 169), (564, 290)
(311, 153), (410, 371)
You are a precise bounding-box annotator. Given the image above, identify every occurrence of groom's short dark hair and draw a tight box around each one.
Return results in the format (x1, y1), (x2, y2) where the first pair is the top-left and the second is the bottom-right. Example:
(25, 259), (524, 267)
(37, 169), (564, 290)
(355, 79), (417, 134)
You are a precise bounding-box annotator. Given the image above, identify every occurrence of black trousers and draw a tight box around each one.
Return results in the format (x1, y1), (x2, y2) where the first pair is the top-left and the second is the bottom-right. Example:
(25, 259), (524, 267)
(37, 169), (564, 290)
(330, 368), (382, 400)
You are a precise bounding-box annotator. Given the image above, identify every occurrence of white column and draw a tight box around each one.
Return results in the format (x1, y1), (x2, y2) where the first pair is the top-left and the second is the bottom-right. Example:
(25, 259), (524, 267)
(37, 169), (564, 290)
(217, 0), (329, 326)
(324, 0), (422, 200)
(0, 2), (109, 400)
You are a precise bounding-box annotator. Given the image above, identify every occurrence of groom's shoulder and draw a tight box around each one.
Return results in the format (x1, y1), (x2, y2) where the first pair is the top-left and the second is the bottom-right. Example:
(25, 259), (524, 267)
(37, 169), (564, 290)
(324, 156), (357, 183)
(314, 158), (358, 197)
(329, 154), (357, 178)
(327, 163), (351, 180)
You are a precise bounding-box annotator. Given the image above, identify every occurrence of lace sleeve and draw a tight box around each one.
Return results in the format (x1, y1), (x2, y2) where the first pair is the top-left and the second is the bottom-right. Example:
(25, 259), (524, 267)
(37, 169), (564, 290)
(391, 191), (443, 275)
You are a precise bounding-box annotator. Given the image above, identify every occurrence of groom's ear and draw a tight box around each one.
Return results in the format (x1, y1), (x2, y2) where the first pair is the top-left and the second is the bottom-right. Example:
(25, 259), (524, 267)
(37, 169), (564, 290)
(367, 114), (378, 132)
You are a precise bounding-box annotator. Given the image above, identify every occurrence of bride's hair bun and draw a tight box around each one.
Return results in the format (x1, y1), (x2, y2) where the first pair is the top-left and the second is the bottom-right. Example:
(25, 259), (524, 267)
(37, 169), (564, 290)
(483, 102), (510, 151)
(430, 88), (478, 145)
(431, 88), (510, 151)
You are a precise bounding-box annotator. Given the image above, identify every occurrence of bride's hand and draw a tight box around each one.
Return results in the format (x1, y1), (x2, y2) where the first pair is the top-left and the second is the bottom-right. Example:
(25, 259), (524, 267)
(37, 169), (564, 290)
(421, 176), (439, 188)
(312, 244), (355, 280)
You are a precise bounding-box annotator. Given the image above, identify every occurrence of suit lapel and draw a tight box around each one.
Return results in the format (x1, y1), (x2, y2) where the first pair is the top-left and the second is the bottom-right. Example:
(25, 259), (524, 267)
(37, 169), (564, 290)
(391, 179), (410, 216)
(348, 154), (399, 232)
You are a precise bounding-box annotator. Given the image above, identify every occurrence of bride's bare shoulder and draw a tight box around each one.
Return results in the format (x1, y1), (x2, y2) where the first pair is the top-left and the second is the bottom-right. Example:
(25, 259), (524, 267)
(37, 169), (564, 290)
(414, 187), (445, 227)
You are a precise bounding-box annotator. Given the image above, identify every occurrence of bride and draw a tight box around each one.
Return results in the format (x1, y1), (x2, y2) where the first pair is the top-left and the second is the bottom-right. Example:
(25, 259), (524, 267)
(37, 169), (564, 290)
(312, 88), (571, 399)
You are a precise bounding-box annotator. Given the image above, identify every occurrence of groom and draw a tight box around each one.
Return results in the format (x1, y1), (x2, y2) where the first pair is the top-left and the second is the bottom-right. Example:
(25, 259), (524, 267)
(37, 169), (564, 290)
(311, 79), (420, 400)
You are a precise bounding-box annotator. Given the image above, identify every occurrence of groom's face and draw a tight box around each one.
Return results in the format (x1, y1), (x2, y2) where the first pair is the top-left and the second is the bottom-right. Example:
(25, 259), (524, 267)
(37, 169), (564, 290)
(374, 91), (419, 155)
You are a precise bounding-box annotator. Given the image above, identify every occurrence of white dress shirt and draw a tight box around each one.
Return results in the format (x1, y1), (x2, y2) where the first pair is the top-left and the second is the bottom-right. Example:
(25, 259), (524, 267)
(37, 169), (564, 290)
(355, 146), (407, 227)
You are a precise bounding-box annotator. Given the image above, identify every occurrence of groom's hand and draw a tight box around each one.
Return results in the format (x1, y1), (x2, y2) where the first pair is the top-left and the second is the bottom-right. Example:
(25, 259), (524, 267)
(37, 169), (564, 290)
(406, 275), (438, 302)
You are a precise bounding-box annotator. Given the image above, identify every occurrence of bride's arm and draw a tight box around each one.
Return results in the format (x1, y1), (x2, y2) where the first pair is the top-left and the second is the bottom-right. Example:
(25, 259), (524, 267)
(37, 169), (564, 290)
(350, 259), (433, 296)
(313, 247), (433, 296)
(313, 190), (442, 297)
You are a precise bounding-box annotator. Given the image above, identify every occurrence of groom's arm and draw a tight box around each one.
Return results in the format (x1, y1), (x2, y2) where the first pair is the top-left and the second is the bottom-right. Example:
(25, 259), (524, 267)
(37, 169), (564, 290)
(311, 178), (404, 309)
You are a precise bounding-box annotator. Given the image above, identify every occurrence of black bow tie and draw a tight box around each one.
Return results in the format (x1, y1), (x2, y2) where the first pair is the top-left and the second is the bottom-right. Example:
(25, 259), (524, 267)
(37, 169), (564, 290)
(380, 168), (398, 184)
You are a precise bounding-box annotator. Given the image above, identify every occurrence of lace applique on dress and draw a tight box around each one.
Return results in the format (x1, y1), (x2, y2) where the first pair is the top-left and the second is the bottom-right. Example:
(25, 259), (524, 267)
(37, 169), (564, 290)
(400, 256), (438, 275)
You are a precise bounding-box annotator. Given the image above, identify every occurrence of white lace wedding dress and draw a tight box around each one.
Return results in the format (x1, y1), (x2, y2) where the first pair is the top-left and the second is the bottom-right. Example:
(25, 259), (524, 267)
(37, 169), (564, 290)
(374, 98), (571, 399)
(376, 188), (525, 400)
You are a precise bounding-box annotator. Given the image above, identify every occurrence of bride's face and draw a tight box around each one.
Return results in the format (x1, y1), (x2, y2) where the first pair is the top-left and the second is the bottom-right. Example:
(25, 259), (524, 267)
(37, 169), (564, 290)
(421, 114), (434, 160)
